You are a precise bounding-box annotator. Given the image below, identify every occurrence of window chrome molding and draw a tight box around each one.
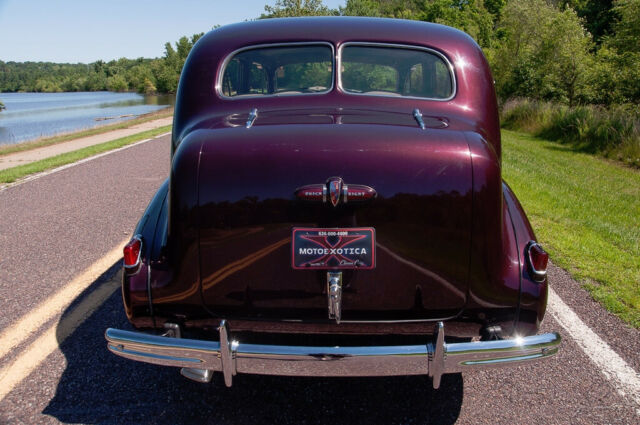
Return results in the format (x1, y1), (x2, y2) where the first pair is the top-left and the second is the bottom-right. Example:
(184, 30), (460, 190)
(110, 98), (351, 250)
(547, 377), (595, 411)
(215, 42), (336, 100)
(336, 42), (457, 102)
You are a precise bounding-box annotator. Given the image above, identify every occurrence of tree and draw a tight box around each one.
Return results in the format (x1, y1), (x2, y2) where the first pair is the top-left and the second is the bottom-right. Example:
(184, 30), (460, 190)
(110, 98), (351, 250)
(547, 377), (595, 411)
(106, 74), (128, 92)
(539, 8), (593, 106)
(340, 0), (382, 17)
(419, 0), (495, 48)
(262, 0), (336, 17)
(341, 0), (423, 19)
(554, 0), (615, 44)
(596, 0), (640, 102)
(490, 0), (592, 105)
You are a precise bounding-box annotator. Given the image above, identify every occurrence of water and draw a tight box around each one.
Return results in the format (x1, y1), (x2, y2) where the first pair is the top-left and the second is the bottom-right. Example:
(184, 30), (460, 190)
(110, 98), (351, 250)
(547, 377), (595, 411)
(0, 92), (173, 145)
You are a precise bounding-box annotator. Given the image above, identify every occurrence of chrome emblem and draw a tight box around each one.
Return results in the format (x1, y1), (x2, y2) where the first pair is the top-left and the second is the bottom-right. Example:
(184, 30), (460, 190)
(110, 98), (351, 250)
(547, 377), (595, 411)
(294, 179), (376, 205)
(328, 177), (343, 207)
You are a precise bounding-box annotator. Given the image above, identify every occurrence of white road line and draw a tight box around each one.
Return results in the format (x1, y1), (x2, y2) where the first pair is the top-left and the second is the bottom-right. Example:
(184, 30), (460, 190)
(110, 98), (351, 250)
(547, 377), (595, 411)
(0, 131), (171, 193)
(548, 288), (640, 415)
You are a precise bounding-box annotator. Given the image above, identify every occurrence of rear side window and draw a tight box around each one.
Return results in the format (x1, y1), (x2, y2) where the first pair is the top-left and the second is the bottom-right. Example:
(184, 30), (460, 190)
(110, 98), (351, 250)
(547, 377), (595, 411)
(340, 45), (454, 99)
(220, 44), (334, 98)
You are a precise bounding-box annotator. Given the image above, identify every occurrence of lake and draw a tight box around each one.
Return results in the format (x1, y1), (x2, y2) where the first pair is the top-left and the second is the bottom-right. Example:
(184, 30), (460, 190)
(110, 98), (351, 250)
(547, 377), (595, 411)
(0, 92), (173, 145)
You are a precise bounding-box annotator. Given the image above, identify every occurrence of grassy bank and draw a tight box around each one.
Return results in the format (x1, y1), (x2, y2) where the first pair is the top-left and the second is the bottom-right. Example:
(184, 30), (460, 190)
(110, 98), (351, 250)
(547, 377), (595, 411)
(0, 108), (173, 157)
(501, 99), (640, 168)
(0, 125), (171, 184)
(502, 129), (640, 328)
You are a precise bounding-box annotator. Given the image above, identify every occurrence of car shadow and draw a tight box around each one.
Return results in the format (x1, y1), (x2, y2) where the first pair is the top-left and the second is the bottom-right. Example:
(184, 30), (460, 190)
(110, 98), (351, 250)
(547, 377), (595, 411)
(44, 264), (463, 425)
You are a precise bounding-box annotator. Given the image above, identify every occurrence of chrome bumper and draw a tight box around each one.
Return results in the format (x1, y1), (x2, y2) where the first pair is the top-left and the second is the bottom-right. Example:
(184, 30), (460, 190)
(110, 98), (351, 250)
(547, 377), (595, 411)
(105, 321), (560, 388)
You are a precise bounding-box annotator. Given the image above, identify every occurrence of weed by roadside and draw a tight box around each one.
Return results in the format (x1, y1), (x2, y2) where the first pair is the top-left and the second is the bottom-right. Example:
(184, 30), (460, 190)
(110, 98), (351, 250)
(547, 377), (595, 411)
(501, 99), (640, 168)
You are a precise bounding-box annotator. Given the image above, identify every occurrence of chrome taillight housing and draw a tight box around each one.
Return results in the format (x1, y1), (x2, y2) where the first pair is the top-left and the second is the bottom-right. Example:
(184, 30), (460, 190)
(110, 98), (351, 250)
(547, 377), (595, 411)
(123, 235), (143, 272)
(526, 241), (549, 282)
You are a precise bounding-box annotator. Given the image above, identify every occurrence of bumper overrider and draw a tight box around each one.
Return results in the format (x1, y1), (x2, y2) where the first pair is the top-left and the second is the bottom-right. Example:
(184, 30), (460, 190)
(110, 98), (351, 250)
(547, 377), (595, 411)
(105, 321), (561, 388)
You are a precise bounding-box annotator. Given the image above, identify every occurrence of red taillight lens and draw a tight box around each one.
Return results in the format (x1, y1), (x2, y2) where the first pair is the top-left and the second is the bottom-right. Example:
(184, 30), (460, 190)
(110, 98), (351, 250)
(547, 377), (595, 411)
(527, 241), (548, 282)
(123, 237), (142, 268)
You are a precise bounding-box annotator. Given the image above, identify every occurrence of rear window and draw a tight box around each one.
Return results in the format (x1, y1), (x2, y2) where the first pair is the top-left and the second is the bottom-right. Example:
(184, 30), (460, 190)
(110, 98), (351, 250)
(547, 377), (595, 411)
(340, 45), (454, 99)
(219, 44), (333, 98)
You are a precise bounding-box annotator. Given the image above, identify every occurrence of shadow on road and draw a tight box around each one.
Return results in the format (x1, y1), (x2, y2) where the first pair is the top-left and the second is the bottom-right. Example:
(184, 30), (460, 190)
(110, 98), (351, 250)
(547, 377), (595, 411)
(44, 266), (463, 425)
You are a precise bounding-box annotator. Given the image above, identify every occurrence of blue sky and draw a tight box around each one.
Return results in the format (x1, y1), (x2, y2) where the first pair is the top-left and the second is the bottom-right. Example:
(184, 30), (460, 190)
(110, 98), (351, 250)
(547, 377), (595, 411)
(0, 0), (346, 63)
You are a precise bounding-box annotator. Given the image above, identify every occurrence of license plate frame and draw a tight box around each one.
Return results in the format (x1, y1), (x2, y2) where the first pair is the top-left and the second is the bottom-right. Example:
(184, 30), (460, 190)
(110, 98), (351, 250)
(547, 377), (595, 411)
(291, 227), (376, 270)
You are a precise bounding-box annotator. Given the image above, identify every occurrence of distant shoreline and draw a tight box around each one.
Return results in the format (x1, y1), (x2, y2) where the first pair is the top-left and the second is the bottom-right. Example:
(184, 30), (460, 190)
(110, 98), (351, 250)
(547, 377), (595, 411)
(0, 106), (173, 156)
(0, 92), (174, 146)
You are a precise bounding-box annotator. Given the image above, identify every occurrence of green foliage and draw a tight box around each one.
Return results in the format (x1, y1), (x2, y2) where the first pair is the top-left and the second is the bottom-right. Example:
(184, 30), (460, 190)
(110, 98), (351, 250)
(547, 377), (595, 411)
(419, 0), (495, 48)
(340, 0), (382, 17)
(501, 99), (640, 167)
(106, 74), (128, 92)
(262, 0), (336, 17)
(490, 0), (593, 106)
(593, 0), (640, 103)
(554, 0), (615, 44)
(0, 32), (204, 95)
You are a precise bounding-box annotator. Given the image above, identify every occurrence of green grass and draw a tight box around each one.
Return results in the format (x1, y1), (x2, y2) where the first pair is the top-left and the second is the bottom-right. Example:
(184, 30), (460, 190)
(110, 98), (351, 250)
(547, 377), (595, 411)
(0, 125), (171, 184)
(502, 129), (640, 328)
(501, 99), (640, 168)
(0, 108), (173, 157)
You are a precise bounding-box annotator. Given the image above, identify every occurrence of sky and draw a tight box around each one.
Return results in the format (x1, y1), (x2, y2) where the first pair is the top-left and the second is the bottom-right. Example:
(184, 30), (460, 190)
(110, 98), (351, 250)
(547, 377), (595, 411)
(0, 0), (346, 63)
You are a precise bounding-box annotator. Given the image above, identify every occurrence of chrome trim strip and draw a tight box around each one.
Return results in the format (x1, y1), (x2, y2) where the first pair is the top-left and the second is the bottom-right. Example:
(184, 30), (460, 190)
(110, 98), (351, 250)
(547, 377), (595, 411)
(336, 42), (457, 102)
(413, 108), (425, 129)
(105, 324), (560, 388)
(245, 108), (258, 128)
(216, 42), (335, 100)
(327, 272), (342, 324)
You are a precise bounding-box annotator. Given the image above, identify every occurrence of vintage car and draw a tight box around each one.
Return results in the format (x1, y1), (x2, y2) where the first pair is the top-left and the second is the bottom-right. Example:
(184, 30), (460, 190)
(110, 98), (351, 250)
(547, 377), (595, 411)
(106, 17), (560, 388)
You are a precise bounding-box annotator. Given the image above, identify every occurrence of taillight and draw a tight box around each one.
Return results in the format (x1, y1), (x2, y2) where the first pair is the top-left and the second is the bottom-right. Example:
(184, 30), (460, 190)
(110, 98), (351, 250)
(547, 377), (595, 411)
(123, 236), (142, 270)
(526, 241), (548, 282)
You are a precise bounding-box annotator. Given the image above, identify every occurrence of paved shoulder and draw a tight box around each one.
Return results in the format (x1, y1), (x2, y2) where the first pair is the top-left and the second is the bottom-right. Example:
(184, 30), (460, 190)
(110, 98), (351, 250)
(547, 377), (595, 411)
(0, 116), (172, 171)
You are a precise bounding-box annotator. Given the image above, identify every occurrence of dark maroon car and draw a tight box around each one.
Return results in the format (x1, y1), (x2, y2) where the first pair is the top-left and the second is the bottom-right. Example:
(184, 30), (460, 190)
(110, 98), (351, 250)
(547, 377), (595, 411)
(106, 17), (560, 388)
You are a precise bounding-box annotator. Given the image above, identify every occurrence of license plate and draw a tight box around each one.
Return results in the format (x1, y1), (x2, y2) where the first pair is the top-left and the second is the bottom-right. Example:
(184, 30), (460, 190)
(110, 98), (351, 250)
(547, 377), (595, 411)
(291, 228), (375, 270)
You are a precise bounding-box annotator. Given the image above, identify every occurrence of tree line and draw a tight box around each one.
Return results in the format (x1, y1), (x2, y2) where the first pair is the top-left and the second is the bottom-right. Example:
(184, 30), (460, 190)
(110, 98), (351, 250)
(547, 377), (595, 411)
(263, 0), (639, 107)
(0, 33), (203, 95)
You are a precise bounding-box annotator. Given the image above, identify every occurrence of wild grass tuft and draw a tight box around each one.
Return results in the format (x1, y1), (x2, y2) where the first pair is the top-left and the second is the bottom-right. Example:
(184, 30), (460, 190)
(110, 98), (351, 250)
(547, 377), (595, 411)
(501, 99), (640, 168)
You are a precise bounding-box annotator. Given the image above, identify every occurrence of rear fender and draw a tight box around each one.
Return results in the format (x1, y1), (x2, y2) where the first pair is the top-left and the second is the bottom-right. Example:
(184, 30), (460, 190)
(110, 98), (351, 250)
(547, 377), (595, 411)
(503, 182), (548, 335)
(122, 179), (169, 325)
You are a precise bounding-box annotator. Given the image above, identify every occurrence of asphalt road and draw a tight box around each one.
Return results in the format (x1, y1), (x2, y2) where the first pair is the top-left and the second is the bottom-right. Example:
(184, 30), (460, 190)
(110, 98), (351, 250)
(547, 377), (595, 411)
(0, 134), (639, 424)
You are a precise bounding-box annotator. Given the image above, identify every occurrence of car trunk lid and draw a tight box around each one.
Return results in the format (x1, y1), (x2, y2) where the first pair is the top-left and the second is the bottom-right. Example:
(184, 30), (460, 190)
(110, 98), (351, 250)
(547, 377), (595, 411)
(196, 113), (471, 322)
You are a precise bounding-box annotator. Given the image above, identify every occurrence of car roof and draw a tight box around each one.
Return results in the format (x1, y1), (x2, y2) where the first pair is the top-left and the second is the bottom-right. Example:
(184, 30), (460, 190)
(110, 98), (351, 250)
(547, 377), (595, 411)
(204, 17), (475, 54)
